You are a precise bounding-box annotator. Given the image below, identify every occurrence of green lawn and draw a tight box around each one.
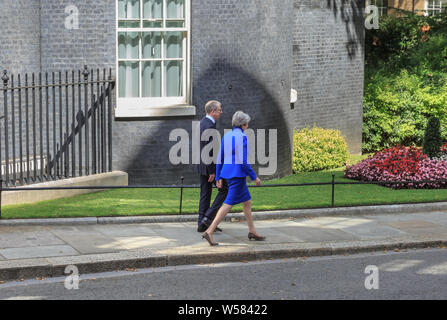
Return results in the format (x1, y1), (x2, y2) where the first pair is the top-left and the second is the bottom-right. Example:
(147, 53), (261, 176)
(3, 153), (447, 219)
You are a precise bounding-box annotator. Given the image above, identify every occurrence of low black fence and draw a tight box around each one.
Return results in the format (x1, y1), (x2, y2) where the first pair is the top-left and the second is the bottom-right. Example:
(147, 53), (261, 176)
(2, 175), (447, 219)
(0, 66), (115, 187)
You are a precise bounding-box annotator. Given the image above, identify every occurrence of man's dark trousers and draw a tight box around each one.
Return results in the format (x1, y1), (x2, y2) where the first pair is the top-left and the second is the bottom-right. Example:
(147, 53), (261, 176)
(197, 116), (228, 228)
(198, 177), (228, 227)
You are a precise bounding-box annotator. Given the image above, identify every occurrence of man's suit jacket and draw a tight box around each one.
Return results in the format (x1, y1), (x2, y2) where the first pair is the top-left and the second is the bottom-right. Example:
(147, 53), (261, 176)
(197, 116), (217, 176)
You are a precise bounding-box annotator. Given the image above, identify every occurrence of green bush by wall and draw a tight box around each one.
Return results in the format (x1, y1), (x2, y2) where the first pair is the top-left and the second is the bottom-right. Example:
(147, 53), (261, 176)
(363, 12), (447, 153)
(292, 127), (349, 173)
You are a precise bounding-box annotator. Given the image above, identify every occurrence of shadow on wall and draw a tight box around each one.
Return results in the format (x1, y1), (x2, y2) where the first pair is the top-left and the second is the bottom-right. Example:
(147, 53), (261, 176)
(124, 59), (292, 185)
(327, 0), (366, 59)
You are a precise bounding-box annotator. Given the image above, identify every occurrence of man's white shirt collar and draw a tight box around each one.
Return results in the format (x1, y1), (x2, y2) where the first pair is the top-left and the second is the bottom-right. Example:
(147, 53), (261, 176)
(206, 115), (215, 124)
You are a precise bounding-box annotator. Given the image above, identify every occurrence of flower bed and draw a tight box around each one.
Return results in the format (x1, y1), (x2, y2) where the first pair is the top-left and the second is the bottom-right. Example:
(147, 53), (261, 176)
(345, 145), (447, 189)
(431, 142), (447, 162)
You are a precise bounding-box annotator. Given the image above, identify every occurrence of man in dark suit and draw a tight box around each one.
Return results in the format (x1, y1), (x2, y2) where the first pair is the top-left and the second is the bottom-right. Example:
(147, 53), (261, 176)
(197, 100), (228, 232)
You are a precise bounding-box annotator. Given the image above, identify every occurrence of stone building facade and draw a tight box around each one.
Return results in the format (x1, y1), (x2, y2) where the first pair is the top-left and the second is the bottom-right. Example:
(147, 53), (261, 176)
(0, 0), (365, 185)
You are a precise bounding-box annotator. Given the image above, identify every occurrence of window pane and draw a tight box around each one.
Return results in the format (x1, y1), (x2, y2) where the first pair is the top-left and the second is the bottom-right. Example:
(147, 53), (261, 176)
(118, 21), (140, 28)
(143, 0), (163, 19)
(119, 62), (139, 97)
(142, 32), (162, 58)
(165, 61), (182, 97)
(142, 62), (162, 97)
(118, 0), (140, 19)
(143, 21), (163, 28)
(118, 32), (139, 59)
(166, 0), (184, 19)
(164, 32), (183, 58)
(166, 20), (184, 28)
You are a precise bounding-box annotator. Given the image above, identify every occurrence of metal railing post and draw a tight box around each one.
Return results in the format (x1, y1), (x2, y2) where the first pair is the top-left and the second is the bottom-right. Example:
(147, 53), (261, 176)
(107, 69), (113, 172)
(179, 176), (184, 215)
(83, 66), (90, 176)
(3, 70), (9, 186)
(331, 174), (335, 208)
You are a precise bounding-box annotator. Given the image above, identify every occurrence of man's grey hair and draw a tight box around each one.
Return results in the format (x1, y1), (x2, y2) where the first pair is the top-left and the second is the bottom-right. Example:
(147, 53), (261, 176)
(205, 100), (221, 114)
(232, 111), (251, 127)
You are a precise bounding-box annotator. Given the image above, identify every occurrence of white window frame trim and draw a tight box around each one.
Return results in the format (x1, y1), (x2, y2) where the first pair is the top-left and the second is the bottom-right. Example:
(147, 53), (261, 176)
(367, 0), (388, 17)
(115, 0), (195, 118)
(425, 0), (443, 16)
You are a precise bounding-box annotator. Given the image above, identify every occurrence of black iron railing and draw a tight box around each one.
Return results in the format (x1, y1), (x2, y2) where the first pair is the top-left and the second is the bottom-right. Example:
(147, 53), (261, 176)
(0, 66), (115, 187)
(2, 175), (447, 218)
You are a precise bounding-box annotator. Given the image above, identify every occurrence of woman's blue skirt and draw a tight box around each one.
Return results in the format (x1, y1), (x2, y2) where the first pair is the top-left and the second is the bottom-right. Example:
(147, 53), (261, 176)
(224, 177), (251, 206)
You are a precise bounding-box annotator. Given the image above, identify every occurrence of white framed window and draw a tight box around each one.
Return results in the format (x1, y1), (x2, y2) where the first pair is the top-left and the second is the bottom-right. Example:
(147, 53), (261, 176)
(368, 0), (388, 17)
(116, 0), (194, 117)
(425, 0), (444, 16)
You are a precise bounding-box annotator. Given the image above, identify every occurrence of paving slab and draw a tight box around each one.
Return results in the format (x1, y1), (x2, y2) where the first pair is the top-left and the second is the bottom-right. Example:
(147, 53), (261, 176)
(390, 226), (447, 236)
(274, 226), (360, 242)
(407, 212), (447, 226)
(0, 245), (79, 260)
(0, 228), (66, 249)
(91, 224), (160, 238)
(390, 233), (447, 244)
(107, 235), (175, 250)
(292, 217), (373, 229)
(222, 226), (302, 244)
(365, 213), (440, 223)
(326, 238), (403, 251)
(383, 220), (447, 236)
(157, 230), (242, 247)
(156, 222), (196, 230)
(50, 226), (123, 254)
(385, 220), (441, 229)
(339, 223), (408, 239)
(208, 233), (248, 246)
(218, 221), (253, 230)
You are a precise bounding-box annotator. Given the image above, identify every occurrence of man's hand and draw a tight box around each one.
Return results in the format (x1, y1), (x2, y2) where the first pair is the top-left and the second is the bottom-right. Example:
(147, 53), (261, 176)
(208, 174), (215, 183)
(255, 177), (261, 186)
(216, 179), (222, 189)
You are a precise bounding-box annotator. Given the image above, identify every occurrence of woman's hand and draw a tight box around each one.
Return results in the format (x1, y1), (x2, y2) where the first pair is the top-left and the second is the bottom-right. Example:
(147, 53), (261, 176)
(216, 179), (222, 189)
(255, 177), (261, 186)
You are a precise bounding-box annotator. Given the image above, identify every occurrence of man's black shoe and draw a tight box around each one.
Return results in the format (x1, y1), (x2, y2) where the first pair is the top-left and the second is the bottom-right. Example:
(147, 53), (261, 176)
(198, 221), (223, 233)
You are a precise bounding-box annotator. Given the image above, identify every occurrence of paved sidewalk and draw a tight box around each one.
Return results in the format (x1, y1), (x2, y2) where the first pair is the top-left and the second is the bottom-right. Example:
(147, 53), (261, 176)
(1, 210), (447, 281)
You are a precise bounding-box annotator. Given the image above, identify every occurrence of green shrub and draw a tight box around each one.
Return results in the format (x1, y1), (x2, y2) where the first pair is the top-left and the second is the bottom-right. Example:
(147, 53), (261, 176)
(292, 127), (349, 173)
(365, 13), (422, 67)
(423, 117), (442, 157)
(365, 11), (447, 67)
(363, 32), (447, 153)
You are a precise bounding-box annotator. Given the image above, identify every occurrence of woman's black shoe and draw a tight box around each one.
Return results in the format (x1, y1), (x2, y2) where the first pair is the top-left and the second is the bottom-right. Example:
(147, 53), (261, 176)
(202, 233), (219, 246)
(197, 224), (223, 233)
(248, 232), (266, 241)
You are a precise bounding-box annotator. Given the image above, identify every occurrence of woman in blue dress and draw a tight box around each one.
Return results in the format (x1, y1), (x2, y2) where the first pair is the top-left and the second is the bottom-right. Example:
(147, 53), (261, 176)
(202, 111), (266, 246)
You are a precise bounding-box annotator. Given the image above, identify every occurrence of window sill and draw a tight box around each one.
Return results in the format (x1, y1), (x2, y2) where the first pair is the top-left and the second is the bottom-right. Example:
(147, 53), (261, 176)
(115, 104), (196, 118)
